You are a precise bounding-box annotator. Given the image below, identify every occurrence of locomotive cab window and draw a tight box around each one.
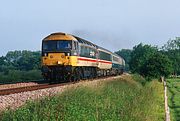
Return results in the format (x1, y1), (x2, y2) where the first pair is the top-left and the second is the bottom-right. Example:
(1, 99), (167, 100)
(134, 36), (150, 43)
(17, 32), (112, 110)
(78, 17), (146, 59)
(72, 41), (79, 50)
(57, 41), (71, 49)
(42, 40), (72, 52)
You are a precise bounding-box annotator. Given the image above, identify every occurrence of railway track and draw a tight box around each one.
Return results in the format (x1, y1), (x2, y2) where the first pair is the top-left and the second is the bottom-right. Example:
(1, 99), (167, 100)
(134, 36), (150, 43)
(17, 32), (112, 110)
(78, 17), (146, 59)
(0, 82), (73, 96)
(0, 75), (124, 96)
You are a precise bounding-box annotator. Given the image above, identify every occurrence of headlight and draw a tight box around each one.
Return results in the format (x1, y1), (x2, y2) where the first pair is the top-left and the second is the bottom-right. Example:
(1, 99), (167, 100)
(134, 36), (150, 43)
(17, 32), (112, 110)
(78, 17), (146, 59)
(57, 61), (62, 65)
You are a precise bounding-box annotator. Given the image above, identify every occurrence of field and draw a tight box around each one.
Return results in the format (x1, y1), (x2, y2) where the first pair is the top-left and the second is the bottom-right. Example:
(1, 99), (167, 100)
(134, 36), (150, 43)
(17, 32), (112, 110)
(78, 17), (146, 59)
(0, 75), (165, 121)
(167, 78), (180, 121)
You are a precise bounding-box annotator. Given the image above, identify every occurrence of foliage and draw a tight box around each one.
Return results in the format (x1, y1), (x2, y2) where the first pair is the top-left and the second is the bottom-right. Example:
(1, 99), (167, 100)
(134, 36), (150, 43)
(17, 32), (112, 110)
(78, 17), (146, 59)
(143, 52), (173, 79)
(129, 43), (173, 80)
(115, 49), (132, 71)
(0, 75), (165, 121)
(167, 78), (180, 121)
(162, 37), (180, 75)
(129, 43), (157, 75)
(0, 70), (42, 84)
(4, 50), (41, 71)
(162, 37), (180, 50)
(0, 50), (42, 83)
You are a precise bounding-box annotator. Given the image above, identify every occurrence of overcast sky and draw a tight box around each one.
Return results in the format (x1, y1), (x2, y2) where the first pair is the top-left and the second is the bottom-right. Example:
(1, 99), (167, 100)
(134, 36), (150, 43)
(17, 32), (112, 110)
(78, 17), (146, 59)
(0, 0), (180, 56)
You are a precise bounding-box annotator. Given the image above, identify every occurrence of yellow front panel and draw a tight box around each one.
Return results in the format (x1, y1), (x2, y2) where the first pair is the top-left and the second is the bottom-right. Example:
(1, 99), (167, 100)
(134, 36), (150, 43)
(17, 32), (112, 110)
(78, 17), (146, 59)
(69, 56), (78, 66)
(42, 53), (69, 66)
(42, 53), (78, 66)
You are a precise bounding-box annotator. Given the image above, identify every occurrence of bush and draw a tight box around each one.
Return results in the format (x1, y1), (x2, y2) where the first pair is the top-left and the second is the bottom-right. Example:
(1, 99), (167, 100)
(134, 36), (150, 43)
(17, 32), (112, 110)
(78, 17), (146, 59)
(0, 70), (42, 84)
(129, 43), (173, 80)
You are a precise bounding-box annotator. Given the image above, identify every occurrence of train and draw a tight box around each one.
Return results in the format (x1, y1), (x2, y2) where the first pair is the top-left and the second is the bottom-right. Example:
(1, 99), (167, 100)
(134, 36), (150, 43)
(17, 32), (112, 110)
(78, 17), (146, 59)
(41, 32), (125, 82)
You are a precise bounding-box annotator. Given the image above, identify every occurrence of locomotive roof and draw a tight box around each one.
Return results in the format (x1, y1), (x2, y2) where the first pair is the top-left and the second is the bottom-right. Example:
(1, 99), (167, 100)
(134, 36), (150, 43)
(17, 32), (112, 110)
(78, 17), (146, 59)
(97, 46), (112, 54)
(72, 35), (97, 48)
(72, 35), (113, 53)
(43, 32), (77, 41)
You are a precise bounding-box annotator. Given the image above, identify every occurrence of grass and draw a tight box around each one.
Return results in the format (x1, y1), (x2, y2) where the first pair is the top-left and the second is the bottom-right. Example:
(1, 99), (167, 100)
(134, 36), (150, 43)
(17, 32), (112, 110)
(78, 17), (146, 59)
(167, 78), (180, 121)
(0, 75), (165, 121)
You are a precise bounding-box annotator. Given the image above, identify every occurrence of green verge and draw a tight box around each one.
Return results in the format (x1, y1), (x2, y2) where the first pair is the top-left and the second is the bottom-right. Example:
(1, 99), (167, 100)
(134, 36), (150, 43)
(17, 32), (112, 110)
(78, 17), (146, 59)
(0, 75), (164, 121)
(167, 78), (180, 121)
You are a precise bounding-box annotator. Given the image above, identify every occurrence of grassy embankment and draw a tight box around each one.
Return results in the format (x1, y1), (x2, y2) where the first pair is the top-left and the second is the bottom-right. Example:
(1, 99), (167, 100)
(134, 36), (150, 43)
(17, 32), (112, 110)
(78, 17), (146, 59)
(0, 74), (165, 121)
(167, 78), (180, 121)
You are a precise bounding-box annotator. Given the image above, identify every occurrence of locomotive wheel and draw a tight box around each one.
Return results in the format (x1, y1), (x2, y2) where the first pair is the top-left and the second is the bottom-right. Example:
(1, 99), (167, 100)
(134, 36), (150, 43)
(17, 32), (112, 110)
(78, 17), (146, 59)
(71, 68), (81, 82)
(65, 73), (72, 82)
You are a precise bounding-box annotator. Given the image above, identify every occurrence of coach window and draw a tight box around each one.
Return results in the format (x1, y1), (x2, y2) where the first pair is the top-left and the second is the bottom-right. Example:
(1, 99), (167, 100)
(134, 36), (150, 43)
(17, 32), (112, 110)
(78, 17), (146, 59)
(84, 47), (89, 56)
(99, 51), (112, 61)
(90, 49), (96, 58)
(113, 56), (118, 62)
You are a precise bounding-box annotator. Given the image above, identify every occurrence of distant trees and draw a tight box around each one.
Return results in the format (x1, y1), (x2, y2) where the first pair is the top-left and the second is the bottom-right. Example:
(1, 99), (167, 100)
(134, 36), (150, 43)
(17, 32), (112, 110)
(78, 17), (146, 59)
(0, 50), (42, 83)
(129, 43), (173, 80)
(162, 37), (180, 50)
(0, 50), (41, 72)
(162, 37), (180, 75)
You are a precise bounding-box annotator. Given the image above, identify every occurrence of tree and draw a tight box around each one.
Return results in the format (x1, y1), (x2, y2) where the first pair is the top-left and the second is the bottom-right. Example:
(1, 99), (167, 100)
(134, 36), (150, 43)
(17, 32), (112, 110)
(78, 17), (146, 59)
(16, 50), (41, 70)
(115, 49), (132, 71)
(0, 50), (41, 72)
(143, 52), (173, 79)
(0, 56), (6, 65)
(129, 43), (173, 80)
(162, 37), (180, 50)
(129, 43), (157, 75)
(0, 56), (6, 72)
(162, 37), (180, 75)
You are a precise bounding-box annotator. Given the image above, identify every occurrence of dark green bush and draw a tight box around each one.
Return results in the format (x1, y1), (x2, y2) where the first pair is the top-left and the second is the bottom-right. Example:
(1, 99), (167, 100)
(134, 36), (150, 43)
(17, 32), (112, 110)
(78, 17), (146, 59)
(0, 70), (42, 84)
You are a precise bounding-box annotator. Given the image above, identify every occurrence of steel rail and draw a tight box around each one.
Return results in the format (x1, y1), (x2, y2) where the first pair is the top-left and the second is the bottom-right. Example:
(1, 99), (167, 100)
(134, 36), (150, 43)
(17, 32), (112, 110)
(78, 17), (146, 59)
(0, 82), (74, 96)
(0, 75), (123, 96)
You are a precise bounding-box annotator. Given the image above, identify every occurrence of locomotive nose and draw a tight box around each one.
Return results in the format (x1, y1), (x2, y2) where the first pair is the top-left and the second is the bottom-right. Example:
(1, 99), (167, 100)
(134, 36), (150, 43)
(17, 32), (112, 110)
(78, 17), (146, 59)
(42, 53), (70, 66)
(50, 55), (53, 58)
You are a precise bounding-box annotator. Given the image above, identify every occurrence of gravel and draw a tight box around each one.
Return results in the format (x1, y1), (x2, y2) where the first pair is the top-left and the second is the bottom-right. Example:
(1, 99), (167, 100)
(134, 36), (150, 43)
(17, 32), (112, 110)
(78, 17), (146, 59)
(0, 82), (38, 90)
(0, 85), (67, 112)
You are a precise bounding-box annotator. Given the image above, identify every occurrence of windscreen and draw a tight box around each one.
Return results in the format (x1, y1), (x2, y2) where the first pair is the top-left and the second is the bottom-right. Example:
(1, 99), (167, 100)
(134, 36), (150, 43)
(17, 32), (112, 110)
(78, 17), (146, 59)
(42, 40), (72, 52)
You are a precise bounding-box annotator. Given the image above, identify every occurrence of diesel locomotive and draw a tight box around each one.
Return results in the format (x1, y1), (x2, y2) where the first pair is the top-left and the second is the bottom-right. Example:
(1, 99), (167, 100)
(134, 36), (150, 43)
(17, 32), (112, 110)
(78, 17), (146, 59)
(41, 32), (125, 82)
